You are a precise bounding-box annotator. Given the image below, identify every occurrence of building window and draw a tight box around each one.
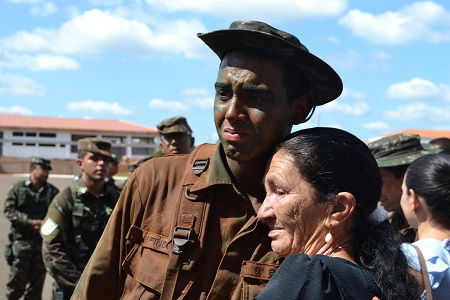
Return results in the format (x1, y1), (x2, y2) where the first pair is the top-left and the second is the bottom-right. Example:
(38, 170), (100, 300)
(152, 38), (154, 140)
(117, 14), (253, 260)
(25, 143), (36, 147)
(39, 143), (56, 147)
(131, 147), (153, 156)
(12, 132), (24, 137)
(40, 132), (56, 138)
(103, 135), (126, 144)
(132, 136), (155, 145)
(26, 132), (37, 137)
(12, 142), (23, 146)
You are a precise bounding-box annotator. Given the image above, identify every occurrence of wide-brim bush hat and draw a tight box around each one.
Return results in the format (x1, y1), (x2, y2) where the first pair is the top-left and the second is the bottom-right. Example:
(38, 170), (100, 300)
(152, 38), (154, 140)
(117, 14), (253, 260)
(197, 20), (343, 105)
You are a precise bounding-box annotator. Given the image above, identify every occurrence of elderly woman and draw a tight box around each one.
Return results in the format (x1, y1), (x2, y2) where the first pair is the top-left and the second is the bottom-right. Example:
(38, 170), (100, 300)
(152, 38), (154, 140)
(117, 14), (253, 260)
(401, 154), (450, 299)
(256, 127), (419, 300)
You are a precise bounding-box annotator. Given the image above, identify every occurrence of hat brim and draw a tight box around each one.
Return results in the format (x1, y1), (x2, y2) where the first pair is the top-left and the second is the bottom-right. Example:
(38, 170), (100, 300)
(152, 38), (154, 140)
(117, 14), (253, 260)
(376, 148), (441, 168)
(197, 29), (343, 105)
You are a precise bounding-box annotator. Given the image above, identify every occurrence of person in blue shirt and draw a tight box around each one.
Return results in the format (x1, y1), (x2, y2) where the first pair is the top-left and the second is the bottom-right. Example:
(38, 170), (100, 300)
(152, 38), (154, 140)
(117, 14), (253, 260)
(400, 153), (450, 300)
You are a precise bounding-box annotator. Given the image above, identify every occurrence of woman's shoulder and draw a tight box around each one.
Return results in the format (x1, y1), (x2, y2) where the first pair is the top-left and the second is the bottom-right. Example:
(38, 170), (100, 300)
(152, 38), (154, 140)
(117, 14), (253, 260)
(260, 254), (384, 300)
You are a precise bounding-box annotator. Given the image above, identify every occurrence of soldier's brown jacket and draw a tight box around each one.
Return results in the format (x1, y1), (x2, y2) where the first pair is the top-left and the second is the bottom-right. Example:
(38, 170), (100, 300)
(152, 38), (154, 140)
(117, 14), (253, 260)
(72, 143), (281, 299)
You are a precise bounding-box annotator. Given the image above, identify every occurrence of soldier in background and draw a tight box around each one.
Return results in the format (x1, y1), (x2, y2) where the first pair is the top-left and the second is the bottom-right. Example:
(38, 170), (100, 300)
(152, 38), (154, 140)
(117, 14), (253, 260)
(126, 116), (194, 175)
(105, 154), (122, 191)
(157, 116), (195, 155)
(40, 138), (120, 299)
(429, 137), (450, 154)
(368, 134), (441, 243)
(4, 157), (59, 300)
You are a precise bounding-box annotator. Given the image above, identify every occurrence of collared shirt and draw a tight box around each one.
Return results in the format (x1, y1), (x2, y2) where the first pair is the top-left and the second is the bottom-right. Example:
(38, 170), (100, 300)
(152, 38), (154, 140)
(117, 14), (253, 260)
(73, 143), (281, 300)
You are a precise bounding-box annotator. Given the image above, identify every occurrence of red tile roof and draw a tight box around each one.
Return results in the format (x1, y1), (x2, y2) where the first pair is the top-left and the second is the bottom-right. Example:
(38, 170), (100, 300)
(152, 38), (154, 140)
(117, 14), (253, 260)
(0, 114), (157, 135)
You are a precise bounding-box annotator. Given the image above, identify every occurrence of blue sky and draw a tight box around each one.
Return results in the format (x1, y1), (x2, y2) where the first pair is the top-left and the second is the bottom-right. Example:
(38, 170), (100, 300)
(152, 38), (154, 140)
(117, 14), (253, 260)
(1, 0), (450, 145)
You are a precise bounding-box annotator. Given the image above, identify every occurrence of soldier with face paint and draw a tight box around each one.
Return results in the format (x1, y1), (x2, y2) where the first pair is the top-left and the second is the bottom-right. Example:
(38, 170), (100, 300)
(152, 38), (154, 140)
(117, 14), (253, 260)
(73, 20), (343, 299)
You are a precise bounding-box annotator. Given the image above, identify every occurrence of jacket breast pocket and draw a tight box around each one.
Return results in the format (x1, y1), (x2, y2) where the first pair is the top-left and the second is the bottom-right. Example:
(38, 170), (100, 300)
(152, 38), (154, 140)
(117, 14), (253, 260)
(122, 225), (171, 295)
(240, 260), (279, 300)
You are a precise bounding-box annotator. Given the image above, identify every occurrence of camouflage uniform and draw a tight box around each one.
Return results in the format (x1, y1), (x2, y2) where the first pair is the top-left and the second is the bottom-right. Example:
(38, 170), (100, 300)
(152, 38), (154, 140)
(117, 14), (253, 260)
(4, 157), (59, 300)
(40, 138), (120, 299)
(40, 179), (120, 298)
(368, 134), (441, 243)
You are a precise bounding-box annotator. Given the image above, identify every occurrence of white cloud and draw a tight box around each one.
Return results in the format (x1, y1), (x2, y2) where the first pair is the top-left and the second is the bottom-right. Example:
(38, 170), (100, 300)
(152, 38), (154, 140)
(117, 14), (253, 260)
(341, 87), (366, 100)
(328, 49), (391, 71)
(0, 72), (46, 96)
(321, 100), (369, 116)
(0, 9), (208, 59)
(89, 0), (123, 5)
(339, 1), (450, 45)
(6, 0), (43, 3)
(30, 2), (58, 17)
(386, 77), (450, 101)
(145, 0), (347, 21)
(363, 121), (389, 130)
(149, 89), (214, 112)
(66, 100), (134, 115)
(148, 98), (189, 112)
(385, 102), (450, 121)
(0, 52), (79, 71)
(0, 106), (33, 115)
(320, 87), (369, 116)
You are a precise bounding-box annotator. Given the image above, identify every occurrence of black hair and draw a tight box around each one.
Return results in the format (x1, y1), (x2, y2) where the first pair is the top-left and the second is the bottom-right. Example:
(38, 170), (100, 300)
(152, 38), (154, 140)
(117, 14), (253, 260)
(276, 127), (419, 300)
(405, 153), (450, 229)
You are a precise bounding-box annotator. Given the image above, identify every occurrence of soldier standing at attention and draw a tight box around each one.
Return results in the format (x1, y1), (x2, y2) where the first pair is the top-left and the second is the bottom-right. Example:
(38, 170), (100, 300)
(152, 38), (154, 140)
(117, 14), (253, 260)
(40, 138), (120, 299)
(157, 116), (195, 155)
(4, 157), (59, 300)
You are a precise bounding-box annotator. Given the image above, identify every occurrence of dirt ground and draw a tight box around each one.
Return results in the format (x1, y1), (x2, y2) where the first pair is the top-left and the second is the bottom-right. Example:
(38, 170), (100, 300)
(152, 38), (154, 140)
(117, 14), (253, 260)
(0, 173), (72, 300)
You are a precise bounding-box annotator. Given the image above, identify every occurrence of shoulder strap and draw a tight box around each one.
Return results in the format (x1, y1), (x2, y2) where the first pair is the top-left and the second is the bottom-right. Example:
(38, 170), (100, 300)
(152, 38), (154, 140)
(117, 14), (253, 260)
(161, 143), (216, 300)
(413, 245), (433, 300)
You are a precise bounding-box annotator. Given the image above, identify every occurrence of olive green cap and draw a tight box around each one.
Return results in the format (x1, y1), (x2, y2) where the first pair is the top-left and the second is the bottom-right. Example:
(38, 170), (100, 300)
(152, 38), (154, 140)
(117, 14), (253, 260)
(77, 138), (112, 158)
(157, 116), (192, 135)
(30, 156), (52, 170)
(368, 133), (441, 167)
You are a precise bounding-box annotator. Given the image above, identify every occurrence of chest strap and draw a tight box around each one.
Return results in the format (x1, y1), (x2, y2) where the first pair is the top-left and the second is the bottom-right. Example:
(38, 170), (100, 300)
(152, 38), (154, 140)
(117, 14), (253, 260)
(161, 143), (215, 300)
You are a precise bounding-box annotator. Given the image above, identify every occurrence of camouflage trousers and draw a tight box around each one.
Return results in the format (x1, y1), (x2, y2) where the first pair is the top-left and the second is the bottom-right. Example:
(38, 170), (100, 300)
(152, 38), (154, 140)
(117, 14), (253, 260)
(6, 240), (46, 300)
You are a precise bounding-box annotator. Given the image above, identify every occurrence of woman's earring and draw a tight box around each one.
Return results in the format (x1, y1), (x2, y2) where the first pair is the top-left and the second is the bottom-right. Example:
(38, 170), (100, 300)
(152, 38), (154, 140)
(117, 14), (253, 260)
(325, 223), (333, 244)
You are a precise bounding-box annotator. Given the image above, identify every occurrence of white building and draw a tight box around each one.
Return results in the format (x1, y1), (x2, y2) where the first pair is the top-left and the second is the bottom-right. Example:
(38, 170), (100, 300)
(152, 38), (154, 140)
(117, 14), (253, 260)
(0, 114), (158, 160)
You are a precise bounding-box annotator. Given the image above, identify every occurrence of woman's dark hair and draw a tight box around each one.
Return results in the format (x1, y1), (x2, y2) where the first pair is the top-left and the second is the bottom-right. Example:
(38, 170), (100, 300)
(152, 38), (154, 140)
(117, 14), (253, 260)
(405, 153), (450, 229)
(276, 127), (419, 300)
